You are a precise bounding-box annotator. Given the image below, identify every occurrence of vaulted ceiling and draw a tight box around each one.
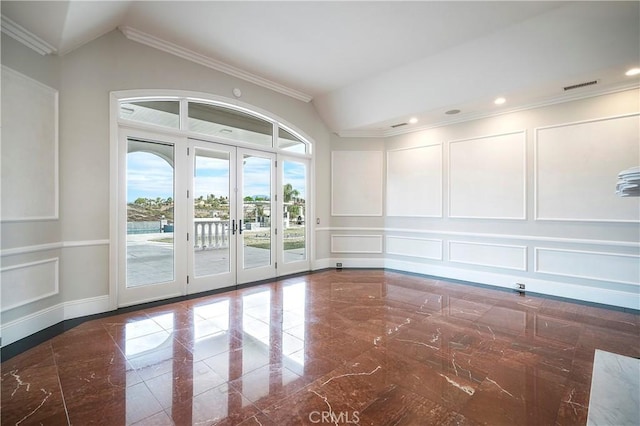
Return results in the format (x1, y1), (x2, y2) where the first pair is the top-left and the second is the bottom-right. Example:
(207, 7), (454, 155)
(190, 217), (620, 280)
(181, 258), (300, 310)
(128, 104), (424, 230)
(2, 1), (639, 136)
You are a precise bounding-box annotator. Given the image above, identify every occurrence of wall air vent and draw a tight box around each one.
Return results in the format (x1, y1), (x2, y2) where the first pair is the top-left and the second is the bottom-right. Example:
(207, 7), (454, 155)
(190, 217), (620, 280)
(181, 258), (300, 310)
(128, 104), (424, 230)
(390, 122), (408, 128)
(563, 80), (598, 91)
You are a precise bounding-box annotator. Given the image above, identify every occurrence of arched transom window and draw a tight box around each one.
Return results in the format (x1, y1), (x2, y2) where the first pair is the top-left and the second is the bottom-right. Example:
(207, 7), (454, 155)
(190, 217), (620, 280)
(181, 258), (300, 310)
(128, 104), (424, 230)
(118, 97), (311, 155)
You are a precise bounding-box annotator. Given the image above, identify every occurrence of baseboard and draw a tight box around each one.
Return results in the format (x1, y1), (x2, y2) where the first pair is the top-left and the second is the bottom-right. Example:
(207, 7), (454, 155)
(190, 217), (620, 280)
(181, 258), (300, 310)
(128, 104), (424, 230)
(63, 295), (111, 320)
(314, 257), (640, 310)
(313, 257), (385, 270)
(1, 303), (64, 348)
(1, 295), (111, 347)
(383, 258), (640, 310)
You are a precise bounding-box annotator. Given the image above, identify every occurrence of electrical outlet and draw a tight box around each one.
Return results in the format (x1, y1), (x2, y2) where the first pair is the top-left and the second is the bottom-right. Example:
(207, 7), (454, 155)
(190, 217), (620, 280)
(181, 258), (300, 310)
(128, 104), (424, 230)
(336, 262), (343, 269)
(517, 283), (525, 290)
(316, 218), (320, 225)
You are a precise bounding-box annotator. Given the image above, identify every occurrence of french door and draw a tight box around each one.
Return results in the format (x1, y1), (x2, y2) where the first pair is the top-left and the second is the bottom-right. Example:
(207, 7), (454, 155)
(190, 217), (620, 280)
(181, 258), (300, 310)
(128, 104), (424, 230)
(187, 141), (277, 293)
(118, 129), (187, 306)
(119, 132), (308, 306)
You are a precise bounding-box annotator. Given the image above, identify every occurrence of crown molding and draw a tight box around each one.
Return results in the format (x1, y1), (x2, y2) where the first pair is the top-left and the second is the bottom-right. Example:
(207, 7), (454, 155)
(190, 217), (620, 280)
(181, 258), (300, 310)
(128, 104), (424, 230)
(1, 15), (57, 56)
(384, 82), (640, 139)
(119, 26), (313, 103)
(336, 82), (640, 139)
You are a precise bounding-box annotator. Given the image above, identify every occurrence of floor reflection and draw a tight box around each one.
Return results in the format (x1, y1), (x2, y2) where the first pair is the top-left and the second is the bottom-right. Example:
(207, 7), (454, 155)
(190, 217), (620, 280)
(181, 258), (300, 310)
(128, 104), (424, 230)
(118, 281), (310, 423)
(2, 270), (639, 425)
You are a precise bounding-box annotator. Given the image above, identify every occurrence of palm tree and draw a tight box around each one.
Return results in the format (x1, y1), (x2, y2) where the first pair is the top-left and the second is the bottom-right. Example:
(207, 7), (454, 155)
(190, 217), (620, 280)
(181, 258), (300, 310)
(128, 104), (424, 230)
(283, 183), (300, 203)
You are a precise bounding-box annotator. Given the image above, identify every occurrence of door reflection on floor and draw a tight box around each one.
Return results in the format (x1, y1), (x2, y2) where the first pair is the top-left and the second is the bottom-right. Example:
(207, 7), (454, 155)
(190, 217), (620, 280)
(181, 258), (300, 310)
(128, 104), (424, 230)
(120, 281), (308, 422)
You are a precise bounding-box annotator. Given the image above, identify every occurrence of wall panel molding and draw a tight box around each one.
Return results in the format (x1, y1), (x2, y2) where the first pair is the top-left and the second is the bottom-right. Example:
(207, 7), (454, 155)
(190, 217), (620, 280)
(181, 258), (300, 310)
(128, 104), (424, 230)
(331, 234), (383, 254)
(1, 239), (110, 257)
(1, 258), (59, 312)
(448, 131), (526, 220)
(386, 236), (442, 260)
(535, 247), (640, 285)
(316, 227), (639, 249)
(1, 66), (59, 222)
(331, 151), (383, 216)
(448, 241), (528, 271)
(386, 144), (442, 217)
(535, 113), (640, 222)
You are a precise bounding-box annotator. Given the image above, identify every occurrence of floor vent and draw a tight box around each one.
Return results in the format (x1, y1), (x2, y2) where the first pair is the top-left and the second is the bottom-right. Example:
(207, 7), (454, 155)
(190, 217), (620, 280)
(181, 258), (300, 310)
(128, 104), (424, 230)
(564, 80), (598, 91)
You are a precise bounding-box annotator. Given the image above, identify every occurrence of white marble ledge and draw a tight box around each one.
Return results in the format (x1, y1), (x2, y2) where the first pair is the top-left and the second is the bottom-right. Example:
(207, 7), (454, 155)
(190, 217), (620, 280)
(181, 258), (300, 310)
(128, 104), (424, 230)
(587, 349), (640, 426)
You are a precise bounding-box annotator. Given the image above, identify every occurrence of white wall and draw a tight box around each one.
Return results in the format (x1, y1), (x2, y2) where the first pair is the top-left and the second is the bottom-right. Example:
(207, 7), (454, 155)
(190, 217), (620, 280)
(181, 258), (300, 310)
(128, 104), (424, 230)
(326, 89), (640, 309)
(1, 31), (331, 346)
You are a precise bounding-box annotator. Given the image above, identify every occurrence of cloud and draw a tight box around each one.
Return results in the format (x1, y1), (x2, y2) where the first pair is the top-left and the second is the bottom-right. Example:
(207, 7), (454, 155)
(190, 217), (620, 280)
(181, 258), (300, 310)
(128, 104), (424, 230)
(127, 152), (174, 201)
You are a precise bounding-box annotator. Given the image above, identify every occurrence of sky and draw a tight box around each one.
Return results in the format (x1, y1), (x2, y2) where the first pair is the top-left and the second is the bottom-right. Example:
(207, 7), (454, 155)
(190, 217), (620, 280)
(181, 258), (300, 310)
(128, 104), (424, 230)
(127, 151), (306, 202)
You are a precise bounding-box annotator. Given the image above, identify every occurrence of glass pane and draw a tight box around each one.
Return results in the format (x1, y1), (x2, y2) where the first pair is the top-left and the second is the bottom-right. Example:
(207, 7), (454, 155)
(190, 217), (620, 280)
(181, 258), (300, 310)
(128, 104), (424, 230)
(278, 128), (306, 154)
(193, 148), (231, 277)
(126, 139), (175, 287)
(119, 101), (179, 128)
(283, 160), (306, 263)
(242, 155), (271, 269)
(188, 103), (273, 147)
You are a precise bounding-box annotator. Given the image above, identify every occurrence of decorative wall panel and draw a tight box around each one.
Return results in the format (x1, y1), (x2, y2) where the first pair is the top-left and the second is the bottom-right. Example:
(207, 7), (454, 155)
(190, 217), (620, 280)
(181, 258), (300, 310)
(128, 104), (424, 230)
(449, 131), (526, 219)
(331, 151), (383, 216)
(386, 236), (442, 260)
(331, 235), (383, 253)
(1, 258), (59, 311)
(449, 241), (527, 271)
(387, 144), (442, 217)
(1, 66), (58, 221)
(535, 114), (640, 222)
(535, 248), (640, 285)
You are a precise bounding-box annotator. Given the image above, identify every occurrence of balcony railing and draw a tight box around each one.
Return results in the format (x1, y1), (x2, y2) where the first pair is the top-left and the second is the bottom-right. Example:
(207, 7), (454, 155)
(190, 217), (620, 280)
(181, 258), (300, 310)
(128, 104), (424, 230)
(194, 219), (229, 250)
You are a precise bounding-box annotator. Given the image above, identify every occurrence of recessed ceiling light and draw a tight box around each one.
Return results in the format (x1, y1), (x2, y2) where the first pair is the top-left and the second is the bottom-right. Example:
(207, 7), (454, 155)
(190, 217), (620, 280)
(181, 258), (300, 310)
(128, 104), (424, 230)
(409, 117), (418, 124)
(445, 109), (461, 115)
(494, 97), (506, 105)
(625, 68), (640, 76)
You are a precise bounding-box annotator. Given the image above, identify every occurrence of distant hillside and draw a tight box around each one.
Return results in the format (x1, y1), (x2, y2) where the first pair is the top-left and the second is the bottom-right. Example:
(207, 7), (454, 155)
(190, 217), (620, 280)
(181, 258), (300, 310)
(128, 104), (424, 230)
(127, 202), (174, 222)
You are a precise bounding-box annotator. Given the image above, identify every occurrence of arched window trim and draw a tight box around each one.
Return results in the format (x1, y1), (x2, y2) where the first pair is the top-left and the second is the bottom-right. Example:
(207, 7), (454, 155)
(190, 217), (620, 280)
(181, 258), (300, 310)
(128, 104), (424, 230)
(112, 90), (313, 156)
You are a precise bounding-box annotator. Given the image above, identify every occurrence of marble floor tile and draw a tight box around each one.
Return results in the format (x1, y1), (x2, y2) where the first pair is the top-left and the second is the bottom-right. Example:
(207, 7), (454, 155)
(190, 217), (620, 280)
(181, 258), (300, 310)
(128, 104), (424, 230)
(1, 364), (68, 425)
(1, 269), (639, 425)
(587, 349), (640, 426)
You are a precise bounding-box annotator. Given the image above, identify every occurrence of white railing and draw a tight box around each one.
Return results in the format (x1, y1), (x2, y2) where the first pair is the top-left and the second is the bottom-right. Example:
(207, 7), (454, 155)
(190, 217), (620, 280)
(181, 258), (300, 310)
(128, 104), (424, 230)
(194, 219), (229, 249)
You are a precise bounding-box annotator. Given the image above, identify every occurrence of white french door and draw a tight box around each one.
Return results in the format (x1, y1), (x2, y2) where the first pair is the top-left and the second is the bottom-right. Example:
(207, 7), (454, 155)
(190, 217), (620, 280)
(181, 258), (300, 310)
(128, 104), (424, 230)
(187, 142), (277, 292)
(277, 155), (310, 276)
(186, 141), (237, 293)
(119, 134), (308, 307)
(235, 148), (277, 284)
(118, 129), (187, 307)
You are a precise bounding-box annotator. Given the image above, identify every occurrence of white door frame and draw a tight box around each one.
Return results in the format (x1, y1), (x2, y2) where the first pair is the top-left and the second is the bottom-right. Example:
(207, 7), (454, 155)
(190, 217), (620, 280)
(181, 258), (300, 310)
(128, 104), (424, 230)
(109, 90), (315, 309)
(186, 140), (237, 293)
(236, 148), (277, 284)
(117, 128), (188, 307)
(276, 155), (311, 277)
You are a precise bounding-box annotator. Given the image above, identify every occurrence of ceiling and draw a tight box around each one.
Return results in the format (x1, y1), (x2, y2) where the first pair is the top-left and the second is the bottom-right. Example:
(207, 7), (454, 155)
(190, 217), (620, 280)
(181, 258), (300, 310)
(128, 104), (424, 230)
(2, 1), (639, 136)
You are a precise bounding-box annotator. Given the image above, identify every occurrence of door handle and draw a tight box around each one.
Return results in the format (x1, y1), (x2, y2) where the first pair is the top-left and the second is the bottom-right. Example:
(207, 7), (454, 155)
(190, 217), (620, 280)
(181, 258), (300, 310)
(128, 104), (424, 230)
(232, 220), (236, 235)
(239, 220), (243, 234)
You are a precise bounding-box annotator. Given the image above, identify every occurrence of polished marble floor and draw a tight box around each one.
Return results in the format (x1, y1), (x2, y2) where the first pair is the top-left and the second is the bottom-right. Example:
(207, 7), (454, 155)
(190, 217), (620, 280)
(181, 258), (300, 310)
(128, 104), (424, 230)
(2, 270), (639, 425)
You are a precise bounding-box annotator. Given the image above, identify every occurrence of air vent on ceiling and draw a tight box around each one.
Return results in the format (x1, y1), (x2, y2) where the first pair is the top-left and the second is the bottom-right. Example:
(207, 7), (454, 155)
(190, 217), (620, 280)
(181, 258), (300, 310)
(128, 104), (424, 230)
(563, 80), (598, 91)
(390, 122), (408, 128)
